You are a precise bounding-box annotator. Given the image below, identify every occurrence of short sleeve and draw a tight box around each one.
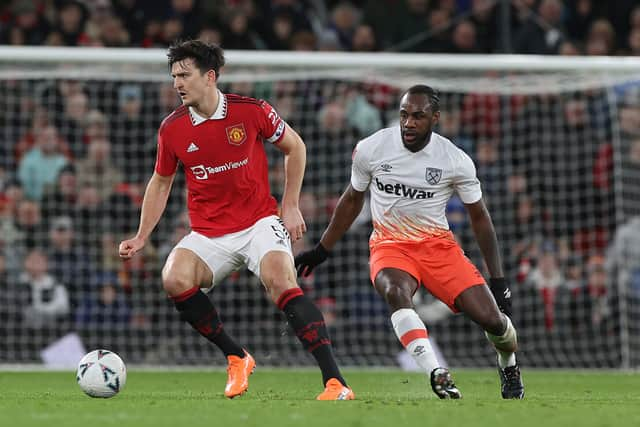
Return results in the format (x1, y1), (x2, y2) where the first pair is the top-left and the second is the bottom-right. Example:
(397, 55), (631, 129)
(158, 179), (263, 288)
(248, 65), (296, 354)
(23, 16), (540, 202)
(454, 150), (482, 204)
(258, 100), (286, 144)
(350, 140), (372, 192)
(154, 127), (178, 176)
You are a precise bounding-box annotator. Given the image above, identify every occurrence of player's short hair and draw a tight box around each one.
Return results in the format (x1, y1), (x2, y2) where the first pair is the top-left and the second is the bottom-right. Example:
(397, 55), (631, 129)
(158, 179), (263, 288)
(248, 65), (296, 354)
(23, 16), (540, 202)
(403, 85), (440, 112)
(167, 40), (225, 77)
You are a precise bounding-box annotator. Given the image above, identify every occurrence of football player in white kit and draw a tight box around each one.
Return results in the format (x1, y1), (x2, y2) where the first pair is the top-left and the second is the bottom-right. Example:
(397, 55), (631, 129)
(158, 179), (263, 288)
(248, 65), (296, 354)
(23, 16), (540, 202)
(296, 85), (524, 399)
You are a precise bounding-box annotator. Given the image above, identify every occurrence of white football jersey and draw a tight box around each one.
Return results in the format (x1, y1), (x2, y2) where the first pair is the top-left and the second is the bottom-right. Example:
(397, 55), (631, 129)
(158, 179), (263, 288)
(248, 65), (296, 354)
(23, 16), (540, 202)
(351, 127), (482, 246)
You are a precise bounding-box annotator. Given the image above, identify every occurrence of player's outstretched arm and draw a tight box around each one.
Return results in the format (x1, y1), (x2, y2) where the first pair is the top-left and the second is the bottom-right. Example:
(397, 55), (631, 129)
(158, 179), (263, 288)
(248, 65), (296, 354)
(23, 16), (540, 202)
(119, 172), (175, 259)
(465, 198), (512, 316)
(295, 184), (365, 277)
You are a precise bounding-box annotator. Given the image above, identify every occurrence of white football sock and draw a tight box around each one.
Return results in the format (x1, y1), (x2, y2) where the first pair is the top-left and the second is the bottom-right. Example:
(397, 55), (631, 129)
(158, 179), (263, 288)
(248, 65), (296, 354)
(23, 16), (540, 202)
(391, 308), (440, 374)
(485, 315), (517, 368)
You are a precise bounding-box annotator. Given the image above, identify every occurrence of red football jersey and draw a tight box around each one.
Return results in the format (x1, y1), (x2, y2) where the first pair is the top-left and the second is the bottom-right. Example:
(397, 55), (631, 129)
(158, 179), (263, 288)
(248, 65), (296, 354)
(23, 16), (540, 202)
(155, 91), (286, 237)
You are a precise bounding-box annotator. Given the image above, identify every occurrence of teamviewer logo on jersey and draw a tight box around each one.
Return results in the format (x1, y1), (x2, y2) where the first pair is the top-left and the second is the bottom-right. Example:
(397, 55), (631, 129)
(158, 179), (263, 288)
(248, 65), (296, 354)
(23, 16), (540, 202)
(425, 167), (442, 185)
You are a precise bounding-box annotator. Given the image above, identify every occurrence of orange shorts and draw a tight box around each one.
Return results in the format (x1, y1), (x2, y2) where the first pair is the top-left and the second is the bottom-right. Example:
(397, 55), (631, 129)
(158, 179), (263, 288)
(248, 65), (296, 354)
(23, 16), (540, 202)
(369, 233), (485, 312)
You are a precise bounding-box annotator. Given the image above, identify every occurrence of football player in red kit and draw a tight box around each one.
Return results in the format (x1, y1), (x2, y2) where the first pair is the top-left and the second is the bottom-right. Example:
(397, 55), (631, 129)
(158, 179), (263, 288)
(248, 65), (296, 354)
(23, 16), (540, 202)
(119, 40), (353, 401)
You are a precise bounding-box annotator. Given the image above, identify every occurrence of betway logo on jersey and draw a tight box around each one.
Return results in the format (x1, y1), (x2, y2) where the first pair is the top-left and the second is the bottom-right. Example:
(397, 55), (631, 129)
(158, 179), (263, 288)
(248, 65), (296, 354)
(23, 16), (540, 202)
(190, 158), (249, 180)
(375, 178), (435, 199)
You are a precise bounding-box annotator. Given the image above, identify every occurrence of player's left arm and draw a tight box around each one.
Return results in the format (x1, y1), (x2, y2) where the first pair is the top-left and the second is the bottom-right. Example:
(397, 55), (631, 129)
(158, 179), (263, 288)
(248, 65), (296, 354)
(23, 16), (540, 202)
(465, 199), (512, 316)
(274, 123), (307, 242)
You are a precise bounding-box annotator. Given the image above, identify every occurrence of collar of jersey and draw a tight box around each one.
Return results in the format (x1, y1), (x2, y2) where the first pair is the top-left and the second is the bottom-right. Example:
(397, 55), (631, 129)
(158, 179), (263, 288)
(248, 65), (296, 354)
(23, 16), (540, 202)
(188, 90), (227, 125)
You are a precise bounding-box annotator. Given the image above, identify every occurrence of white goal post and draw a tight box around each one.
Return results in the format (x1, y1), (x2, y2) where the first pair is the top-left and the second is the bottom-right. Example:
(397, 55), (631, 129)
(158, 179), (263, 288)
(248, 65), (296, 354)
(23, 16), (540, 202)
(0, 46), (638, 369)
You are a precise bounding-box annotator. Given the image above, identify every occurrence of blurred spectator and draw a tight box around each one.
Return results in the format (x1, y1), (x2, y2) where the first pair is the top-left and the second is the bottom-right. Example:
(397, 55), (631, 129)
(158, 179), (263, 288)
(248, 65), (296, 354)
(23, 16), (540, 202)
(17, 125), (69, 201)
(585, 18), (617, 55)
(14, 109), (72, 164)
(558, 40), (583, 55)
(513, 0), (564, 54)
(565, 0), (601, 43)
(344, 87), (382, 137)
(417, 8), (454, 53)
(47, 215), (96, 310)
(325, 2), (361, 50)
(168, 0), (202, 39)
(1, 0), (51, 45)
(585, 253), (609, 326)
(58, 90), (91, 156)
(75, 138), (124, 203)
(18, 248), (70, 329)
(112, 0), (151, 45)
(15, 199), (44, 251)
(75, 271), (131, 329)
(111, 84), (154, 183)
(351, 24), (377, 52)
(525, 240), (565, 331)
(55, 0), (89, 46)
(41, 164), (77, 226)
(222, 9), (263, 49)
(450, 20), (480, 53)
(290, 30), (317, 51)
(198, 26), (223, 45)
(606, 216), (640, 298)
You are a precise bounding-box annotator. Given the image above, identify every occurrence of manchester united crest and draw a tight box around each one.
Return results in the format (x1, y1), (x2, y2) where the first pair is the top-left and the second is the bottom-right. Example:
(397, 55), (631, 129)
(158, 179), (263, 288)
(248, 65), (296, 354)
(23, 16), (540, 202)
(226, 123), (247, 146)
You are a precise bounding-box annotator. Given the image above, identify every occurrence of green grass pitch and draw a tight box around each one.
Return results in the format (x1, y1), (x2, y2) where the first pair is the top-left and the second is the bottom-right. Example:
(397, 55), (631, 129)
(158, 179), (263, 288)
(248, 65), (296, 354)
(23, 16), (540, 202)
(1, 369), (638, 427)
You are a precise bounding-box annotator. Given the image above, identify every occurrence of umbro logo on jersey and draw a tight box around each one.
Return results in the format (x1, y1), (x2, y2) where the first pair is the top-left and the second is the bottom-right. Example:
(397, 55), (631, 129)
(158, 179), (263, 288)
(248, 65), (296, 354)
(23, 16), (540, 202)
(187, 142), (199, 152)
(375, 178), (435, 199)
(379, 163), (393, 172)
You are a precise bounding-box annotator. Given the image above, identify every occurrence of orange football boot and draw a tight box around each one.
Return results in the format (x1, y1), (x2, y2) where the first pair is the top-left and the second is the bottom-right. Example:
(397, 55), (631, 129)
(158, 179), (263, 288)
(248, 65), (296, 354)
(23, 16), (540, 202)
(224, 350), (255, 398)
(316, 378), (355, 400)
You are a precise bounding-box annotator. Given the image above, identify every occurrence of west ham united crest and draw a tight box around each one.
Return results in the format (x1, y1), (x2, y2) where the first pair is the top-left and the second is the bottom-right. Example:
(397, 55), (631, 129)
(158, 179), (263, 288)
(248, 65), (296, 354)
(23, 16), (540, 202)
(226, 123), (247, 146)
(425, 167), (442, 185)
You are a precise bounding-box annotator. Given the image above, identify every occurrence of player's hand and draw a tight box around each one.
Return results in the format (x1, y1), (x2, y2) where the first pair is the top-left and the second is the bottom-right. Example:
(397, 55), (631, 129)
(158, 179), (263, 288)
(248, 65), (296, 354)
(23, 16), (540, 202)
(489, 277), (512, 317)
(118, 236), (145, 259)
(281, 206), (306, 242)
(295, 243), (329, 277)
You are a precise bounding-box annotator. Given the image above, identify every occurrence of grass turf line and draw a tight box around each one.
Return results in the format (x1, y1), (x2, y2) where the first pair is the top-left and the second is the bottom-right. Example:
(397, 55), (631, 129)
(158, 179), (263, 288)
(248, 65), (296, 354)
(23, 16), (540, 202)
(0, 370), (638, 427)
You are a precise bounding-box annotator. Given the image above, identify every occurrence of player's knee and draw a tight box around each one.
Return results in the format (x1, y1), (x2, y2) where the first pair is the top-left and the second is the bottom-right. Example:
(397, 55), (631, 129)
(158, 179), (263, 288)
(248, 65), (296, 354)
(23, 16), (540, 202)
(381, 285), (413, 309)
(483, 312), (507, 337)
(162, 269), (193, 296)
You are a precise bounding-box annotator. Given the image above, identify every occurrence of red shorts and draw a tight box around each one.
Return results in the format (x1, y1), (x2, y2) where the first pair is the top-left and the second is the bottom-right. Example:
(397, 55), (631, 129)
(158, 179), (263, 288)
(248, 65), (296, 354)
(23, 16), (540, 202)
(369, 233), (485, 312)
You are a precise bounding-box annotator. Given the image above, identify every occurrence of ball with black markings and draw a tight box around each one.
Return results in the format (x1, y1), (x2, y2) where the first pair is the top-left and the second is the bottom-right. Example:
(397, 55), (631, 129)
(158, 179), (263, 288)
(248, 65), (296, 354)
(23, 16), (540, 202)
(76, 349), (127, 398)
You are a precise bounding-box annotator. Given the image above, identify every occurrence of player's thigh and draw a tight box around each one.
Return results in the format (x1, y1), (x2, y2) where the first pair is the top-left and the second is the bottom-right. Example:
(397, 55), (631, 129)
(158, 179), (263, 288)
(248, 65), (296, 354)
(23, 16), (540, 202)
(245, 216), (296, 298)
(370, 244), (420, 307)
(162, 248), (213, 295)
(170, 231), (244, 289)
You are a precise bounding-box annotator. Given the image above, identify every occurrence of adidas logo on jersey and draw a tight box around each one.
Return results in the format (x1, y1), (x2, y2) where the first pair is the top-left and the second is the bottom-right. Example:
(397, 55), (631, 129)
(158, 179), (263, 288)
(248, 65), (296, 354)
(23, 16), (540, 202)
(187, 142), (199, 152)
(375, 178), (435, 199)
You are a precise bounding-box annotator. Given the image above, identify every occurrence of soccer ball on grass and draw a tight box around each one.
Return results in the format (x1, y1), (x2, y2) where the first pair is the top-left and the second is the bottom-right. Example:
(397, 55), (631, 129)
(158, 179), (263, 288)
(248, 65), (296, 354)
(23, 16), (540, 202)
(76, 349), (127, 398)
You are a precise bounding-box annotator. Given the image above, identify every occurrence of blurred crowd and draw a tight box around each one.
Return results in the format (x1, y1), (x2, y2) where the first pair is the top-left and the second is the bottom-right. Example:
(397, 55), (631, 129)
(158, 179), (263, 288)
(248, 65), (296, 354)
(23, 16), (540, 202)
(0, 0), (639, 368)
(1, 0), (640, 55)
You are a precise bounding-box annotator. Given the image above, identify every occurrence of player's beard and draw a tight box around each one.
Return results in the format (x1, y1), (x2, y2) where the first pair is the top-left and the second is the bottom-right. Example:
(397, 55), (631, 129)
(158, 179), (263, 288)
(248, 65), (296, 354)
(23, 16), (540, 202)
(401, 129), (431, 152)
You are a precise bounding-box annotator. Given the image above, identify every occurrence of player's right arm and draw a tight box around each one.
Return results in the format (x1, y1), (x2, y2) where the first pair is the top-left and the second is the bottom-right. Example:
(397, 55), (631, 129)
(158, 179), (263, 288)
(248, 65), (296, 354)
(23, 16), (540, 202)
(319, 185), (366, 250)
(295, 184), (365, 277)
(118, 172), (175, 259)
(295, 138), (372, 277)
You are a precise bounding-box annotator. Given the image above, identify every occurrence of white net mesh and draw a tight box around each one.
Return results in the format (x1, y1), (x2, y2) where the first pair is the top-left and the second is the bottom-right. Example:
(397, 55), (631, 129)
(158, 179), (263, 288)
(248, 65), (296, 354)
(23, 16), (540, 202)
(0, 49), (639, 368)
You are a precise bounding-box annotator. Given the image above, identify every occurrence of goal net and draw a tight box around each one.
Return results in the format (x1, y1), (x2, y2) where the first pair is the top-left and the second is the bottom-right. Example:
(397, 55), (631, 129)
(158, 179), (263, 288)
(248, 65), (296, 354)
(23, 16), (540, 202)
(1, 47), (639, 369)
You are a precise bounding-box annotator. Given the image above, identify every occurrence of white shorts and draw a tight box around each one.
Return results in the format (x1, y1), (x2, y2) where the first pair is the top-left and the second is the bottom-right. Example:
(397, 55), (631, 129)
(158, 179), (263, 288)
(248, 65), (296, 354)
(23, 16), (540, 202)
(173, 215), (294, 287)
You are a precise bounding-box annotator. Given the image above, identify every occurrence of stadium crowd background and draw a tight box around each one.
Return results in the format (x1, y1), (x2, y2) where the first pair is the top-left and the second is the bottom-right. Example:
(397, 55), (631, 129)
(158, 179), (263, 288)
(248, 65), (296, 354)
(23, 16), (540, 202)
(1, 0), (639, 55)
(0, 0), (639, 367)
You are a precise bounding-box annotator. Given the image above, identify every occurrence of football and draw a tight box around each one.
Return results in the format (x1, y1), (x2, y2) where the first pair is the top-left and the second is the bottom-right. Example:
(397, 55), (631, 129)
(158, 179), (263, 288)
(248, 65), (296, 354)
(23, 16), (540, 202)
(76, 349), (127, 398)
